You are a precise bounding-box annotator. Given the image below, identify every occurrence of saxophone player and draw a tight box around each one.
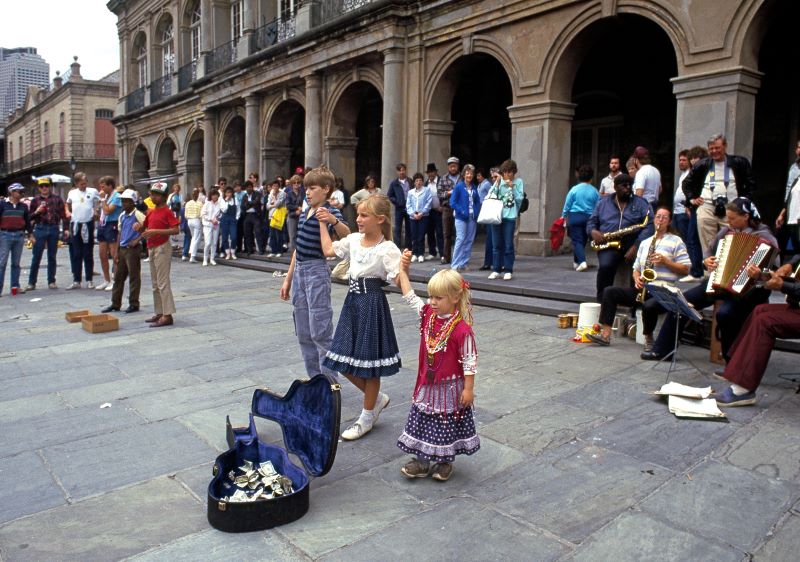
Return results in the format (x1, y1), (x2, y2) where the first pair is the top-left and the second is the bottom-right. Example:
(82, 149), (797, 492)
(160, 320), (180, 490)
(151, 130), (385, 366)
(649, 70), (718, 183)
(587, 208), (691, 349)
(587, 174), (654, 302)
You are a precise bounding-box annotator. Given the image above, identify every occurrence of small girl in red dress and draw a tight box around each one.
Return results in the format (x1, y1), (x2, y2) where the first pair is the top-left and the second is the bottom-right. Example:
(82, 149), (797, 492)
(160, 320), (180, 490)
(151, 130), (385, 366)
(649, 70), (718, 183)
(395, 254), (480, 481)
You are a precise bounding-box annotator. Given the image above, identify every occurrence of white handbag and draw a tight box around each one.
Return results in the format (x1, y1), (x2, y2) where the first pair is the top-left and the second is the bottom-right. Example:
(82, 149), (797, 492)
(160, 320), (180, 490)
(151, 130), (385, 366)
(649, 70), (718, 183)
(477, 191), (503, 225)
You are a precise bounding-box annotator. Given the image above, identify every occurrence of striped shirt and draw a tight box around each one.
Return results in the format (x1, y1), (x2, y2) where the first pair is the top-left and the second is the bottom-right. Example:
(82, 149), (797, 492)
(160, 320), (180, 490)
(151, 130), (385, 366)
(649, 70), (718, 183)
(0, 200), (31, 232)
(633, 232), (690, 283)
(296, 203), (343, 262)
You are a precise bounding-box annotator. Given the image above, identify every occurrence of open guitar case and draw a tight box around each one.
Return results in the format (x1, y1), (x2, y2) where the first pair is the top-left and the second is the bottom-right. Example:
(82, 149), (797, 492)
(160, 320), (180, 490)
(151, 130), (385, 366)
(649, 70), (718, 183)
(208, 374), (341, 532)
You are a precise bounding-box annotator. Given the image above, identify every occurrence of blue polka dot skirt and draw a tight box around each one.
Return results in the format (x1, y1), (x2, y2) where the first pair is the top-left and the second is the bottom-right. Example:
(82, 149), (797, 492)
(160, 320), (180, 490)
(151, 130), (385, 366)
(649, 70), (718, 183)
(397, 404), (481, 463)
(323, 278), (401, 378)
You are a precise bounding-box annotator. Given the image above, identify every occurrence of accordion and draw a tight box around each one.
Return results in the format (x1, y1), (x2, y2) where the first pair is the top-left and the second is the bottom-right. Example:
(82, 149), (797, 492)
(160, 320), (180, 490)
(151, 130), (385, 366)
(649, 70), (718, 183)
(706, 232), (775, 296)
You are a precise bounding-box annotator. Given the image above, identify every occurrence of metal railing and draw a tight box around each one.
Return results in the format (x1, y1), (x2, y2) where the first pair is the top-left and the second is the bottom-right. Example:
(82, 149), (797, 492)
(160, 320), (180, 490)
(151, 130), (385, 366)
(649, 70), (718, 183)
(178, 61), (197, 92)
(320, 0), (374, 21)
(6, 143), (117, 173)
(126, 86), (145, 113)
(150, 74), (172, 103)
(250, 16), (297, 53)
(205, 38), (238, 74)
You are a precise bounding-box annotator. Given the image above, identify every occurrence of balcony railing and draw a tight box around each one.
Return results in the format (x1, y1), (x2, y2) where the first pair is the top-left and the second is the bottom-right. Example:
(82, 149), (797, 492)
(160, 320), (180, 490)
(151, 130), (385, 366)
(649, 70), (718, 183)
(250, 16), (297, 53)
(150, 74), (172, 103)
(320, 0), (374, 21)
(126, 86), (145, 113)
(178, 61), (197, 92)
(205, 38), (238, 75)
(6, 143), (117, 174)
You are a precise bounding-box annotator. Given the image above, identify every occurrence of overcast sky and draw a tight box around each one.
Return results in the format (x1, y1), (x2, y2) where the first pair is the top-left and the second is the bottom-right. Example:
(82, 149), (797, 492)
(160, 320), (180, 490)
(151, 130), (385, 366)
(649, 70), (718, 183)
(1, 1), (120, 81)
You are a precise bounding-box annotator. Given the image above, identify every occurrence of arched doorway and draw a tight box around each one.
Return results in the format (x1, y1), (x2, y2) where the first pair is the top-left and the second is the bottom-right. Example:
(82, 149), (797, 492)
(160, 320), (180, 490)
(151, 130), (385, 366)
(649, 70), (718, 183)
(156, 136), (177, 177)
(219, 115), (245, 183)
(132, 143), (150, 182)
(263, 99), (305, 180)
(568, 15), (677, 203)
(751, 0), (800, 224)
(326, 81), (382, 190)
(185, 129), (203, 191)
(429, 54), (512, 173)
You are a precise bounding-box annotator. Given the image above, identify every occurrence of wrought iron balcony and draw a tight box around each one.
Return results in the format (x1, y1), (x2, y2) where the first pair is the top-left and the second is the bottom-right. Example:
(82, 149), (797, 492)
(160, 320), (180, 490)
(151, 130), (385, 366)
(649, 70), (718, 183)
(6, 143), (117, 174)
(320, 0), (374, 22)
(251, 16), (297, 53)
(178, 61), (197, 92)
(126, 86), (145, 113)
(150, 74), (172, 103)
(205, 39), (238, 75)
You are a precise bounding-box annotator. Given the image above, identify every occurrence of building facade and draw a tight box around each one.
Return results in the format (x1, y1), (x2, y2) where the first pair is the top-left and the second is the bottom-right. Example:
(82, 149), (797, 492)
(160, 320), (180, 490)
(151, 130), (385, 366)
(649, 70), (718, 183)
(2, 58), (119, 193)
(107, 0), (796, 255)
(0, 47), (50, 129)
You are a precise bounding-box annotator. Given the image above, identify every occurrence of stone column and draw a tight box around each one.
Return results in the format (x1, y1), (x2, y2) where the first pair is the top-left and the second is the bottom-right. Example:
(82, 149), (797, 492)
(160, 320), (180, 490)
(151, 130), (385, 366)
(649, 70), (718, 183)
(423, 119), (454, 170)
(672, 67), (762, 160)
(245, 95), (260, 178)
(203, 109), (217, 188)
(381, 47), (404, 190)
(508, 100), (576, 256)
(262, 147), (292, 182)
(325, 136), (358, 190)
(198, 0), (213, 78)
(304, 73), (322, 168)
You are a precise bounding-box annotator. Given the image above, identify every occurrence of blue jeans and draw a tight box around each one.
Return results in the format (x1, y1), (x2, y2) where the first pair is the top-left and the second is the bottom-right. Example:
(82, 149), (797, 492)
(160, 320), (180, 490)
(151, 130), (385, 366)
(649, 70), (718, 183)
(69, 222), (94, 283)
(452, 218), (477, 269)
(567, 212), (590, 265)
(482, 226), (493, 268)
(410, 216), (429, 257)
(220, 217), (237, 252)
(28, 224), (60, 285)
(291, 259), (337, 378)
(0, 230), (25, 294)
(269, 226), (284, 254)
(491, 218), (516, 273)
(673, 209), (704, 278)
(181, 217), (191, 257)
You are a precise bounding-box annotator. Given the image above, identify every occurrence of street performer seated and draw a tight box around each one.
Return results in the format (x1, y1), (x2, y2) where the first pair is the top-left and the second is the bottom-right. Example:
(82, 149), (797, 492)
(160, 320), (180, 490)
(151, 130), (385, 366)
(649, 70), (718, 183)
(641, 197), (778, 362)
(715, 258), (800, 406)
(587, 207), (691, 350)
(587, 174), (654, 302)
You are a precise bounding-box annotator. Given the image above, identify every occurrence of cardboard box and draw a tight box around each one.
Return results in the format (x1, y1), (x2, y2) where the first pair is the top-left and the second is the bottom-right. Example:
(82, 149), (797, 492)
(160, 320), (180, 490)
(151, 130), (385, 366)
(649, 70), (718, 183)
(65, 310), (92, 323)
(81, 314), (120, 334)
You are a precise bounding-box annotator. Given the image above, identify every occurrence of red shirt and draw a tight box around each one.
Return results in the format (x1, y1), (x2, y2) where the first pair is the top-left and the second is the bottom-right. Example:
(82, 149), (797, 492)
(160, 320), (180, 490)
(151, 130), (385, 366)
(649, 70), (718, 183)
(143, 205), (179, 248)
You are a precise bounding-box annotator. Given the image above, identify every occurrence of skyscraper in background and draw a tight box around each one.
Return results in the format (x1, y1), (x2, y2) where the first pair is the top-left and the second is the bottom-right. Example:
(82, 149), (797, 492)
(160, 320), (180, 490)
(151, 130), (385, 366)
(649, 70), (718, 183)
(0, 47), (50, 130)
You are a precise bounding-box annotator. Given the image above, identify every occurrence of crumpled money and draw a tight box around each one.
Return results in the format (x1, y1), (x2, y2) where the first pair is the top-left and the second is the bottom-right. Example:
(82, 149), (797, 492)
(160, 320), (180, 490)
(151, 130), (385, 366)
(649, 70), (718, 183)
(221, 460), (294, 502)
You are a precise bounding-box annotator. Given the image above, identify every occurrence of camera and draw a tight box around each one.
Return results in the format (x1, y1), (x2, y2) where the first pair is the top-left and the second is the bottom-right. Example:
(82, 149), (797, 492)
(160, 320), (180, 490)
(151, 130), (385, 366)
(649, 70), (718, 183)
(713, 195), (728, 218)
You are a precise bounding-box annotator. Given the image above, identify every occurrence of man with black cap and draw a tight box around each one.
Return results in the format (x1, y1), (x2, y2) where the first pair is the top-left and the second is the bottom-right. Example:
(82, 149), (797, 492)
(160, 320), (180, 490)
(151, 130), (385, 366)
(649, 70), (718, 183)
(437, 157), (460, 263)
(134, 182), (180, 327)
(424, 163), (442, 260)
(587, 174), (654, 302)
(26, 177), (67, 290)
(0, 183), (31, 296)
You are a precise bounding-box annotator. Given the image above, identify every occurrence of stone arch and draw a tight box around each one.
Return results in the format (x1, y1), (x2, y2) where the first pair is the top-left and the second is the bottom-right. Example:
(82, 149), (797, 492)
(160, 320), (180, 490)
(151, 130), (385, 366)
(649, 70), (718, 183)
(545, 5), (686, 102)
(261, 88), (305, 139)
(324, 79), (383, 190)
(323, 67), (383, 133)
(155, 136), (178, 176)
(219, 113), (245, 182)
(131, 142), (151, 182)
(182, 123), (204, 190)
(262, 95), (306, 180)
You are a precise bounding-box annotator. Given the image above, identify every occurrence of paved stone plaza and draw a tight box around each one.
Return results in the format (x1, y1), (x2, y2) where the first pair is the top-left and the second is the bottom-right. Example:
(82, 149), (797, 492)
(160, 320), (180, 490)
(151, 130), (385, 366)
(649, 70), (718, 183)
(1, 250), (800, 561)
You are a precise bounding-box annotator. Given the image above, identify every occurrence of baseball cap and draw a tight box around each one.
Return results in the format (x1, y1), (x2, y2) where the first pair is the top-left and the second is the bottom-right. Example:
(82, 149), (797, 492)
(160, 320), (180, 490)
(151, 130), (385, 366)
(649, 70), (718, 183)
(150, 181), (168, 195)
(120, 189), (139, 202)
(446, 156), (460, 165)
(9, 183), (24, 191)
(36, 177), (52, 185)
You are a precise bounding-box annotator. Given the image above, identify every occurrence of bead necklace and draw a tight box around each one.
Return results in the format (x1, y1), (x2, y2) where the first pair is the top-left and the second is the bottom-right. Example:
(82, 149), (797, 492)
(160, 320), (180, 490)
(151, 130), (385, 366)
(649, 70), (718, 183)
(424, 310), (462, 380)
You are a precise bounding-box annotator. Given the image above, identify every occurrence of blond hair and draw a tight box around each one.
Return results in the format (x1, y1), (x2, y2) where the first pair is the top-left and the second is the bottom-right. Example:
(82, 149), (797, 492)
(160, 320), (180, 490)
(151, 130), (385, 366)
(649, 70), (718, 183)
(427, 269), (473, 325)
(356, 194), (393, 242)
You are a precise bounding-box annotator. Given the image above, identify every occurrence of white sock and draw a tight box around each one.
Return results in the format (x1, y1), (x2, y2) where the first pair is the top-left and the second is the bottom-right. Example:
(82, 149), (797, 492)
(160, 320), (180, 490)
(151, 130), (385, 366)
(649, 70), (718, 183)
(359, 409), (374, 425)
(730, 384), (751, 396)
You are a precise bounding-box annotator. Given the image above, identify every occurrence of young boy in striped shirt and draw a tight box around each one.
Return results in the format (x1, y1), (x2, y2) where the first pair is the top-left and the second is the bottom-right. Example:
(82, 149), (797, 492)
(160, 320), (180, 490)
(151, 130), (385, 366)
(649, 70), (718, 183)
(280, 166), (350, 378)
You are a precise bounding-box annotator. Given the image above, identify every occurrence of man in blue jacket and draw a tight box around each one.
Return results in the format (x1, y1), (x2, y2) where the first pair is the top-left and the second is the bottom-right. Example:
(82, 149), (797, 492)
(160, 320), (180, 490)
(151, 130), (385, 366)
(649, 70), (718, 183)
(387, 163), (412, 250)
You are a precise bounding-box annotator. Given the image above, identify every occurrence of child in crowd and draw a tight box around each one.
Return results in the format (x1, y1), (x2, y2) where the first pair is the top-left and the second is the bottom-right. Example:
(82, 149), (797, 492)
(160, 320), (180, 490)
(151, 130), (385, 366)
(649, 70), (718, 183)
(280, 166), (351, 380)
(184, 188), (203, 262)
(266, 180), (286, 257)
(395, 260), (480, 481)
(134, 182), (180, 327)
(318, 194), (402, 440)
(201, 189), (222, 266)
(102, 189), (145, 314)
(406, 172), (432, 263)
(219, 186), (239, 260)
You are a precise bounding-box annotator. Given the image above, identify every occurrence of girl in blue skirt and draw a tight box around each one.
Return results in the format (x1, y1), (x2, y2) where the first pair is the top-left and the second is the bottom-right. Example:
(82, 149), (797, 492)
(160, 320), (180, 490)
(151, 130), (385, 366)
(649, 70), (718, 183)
(318, 194), (402, 440)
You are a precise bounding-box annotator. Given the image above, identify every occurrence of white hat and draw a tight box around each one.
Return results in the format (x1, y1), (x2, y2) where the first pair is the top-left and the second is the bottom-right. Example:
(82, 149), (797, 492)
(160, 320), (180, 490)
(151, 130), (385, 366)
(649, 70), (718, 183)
(446, 156), (460, 165)
(120, 188), (139, 202)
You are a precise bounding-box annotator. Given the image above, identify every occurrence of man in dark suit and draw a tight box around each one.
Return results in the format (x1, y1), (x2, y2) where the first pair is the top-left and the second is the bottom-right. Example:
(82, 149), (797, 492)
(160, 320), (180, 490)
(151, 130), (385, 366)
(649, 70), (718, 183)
(387, 163), (412, 250)
(240, 181), (264, 255)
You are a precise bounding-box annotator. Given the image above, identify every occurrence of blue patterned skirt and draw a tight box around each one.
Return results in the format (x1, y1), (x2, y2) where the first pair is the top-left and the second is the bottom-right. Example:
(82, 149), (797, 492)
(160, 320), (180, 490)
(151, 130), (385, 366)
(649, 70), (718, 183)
(397, 404), (480, 463)
(323, 277), (401, 378)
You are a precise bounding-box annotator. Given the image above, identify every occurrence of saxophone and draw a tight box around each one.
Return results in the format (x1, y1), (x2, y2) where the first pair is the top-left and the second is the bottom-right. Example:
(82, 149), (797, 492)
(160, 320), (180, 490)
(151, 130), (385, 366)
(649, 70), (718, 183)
(636, 234), (658, 303)
(590, 214), (650, 251)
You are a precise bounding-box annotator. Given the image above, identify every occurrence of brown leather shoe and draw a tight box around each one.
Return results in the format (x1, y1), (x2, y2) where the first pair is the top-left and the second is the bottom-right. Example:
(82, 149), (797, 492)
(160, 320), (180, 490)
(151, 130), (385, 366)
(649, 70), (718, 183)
(400, 458), (431, 479)
(149, 315), (173, 328)
(431, 462), (453, 482)
(145, 314), (162, 323)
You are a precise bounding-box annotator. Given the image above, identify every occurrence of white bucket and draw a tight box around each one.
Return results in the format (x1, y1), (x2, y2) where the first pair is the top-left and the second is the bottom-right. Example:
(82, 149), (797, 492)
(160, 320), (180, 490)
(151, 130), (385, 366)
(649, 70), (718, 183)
(577, 302), (601, 329)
